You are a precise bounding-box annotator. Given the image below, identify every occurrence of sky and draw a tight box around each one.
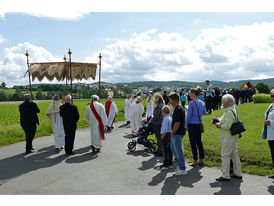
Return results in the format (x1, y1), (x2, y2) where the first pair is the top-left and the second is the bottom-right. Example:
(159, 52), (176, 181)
(1, 12), (274, 87)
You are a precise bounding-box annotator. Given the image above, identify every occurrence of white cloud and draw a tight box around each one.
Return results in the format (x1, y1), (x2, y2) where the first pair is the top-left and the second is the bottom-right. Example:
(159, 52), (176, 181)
(84, 21), (274, 83)
(0, 12), (89, 21)
(0, 42), (61, 86)
(0, 35), (5, 44)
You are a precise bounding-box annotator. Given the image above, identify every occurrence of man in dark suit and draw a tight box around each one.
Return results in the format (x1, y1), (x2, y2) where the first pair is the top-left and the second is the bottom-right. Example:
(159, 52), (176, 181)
(19, 94), (40, 154)
(60, 95), (79, 155)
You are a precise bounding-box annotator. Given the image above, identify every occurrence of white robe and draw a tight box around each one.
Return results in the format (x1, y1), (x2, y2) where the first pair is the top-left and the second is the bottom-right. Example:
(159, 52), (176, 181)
(105, 101), (118, 127)
(125, 99), (131, 122)
(85, 101), (108, 149)
(46, 101), (65, 149)
(132, 98), (137, 103)
(146, 100), (153, 118)
(130, 102), (144, 132)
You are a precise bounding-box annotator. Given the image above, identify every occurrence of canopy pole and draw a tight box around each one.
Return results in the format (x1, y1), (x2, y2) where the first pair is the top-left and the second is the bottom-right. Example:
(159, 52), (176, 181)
(98, 53), (102, 98)
(63, 55), (68, 95)
(68, 48), (73, 103)
(25, 50), (33, 101)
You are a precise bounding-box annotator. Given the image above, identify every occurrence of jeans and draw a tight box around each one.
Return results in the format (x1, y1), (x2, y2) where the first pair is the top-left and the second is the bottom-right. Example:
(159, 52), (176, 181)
(268, 140), (274, 166)
(170, 134), (186, 171)
(188, 124), (205, 161)
(205, 96), (212, 113)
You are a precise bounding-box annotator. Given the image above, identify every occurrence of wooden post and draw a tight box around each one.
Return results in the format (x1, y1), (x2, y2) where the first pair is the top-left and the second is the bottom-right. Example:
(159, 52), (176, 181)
(25, 50), (33, 101)
(64, 55), (68, 95)
(98, 53), (102, 98)
(68, 48), (73, 103)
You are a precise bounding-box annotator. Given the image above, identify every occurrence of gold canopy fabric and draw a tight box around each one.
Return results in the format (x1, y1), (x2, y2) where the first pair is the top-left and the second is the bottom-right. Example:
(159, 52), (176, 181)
(28, 62), (97, 81)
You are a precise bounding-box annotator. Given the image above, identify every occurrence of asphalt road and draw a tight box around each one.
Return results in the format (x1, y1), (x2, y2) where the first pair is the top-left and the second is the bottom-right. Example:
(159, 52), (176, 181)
(0, 121), (273, 195)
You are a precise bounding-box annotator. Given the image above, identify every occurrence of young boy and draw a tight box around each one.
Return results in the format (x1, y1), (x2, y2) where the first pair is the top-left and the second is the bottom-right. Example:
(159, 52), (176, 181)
(159, 105), (173, 170)
(169, 92), (187, 176)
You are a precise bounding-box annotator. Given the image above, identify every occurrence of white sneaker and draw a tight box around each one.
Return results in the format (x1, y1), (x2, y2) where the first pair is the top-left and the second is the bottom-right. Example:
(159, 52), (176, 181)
(174, 169), (187, 176)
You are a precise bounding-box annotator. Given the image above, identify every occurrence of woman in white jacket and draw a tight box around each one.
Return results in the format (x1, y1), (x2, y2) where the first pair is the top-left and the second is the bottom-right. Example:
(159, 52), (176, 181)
(263, 89), (274, 179)
(146, 94), (153, 119)
(46, 95), (65, 152)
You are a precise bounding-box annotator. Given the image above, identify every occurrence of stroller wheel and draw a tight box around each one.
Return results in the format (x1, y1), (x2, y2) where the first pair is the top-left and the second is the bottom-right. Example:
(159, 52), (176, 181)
(148, 139), (157, 153)
(127, 141), (136, 152)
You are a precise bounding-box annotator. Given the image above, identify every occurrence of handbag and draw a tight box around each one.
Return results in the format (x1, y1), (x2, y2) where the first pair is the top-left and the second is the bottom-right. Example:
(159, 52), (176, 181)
(230, 109), (246, 136)
(193, 100), (204, 133)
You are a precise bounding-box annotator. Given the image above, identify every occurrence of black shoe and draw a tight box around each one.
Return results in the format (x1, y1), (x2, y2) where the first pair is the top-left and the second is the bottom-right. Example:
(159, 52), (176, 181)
(268, 175), (274, 179)
(25, 150), (34, 154)
(91, 145), (96, 153)
(216, 177), (230, 181)
(66, 152), (76, 156)
(107, 127), (111, 132)
(96, 148), (101, 153)
(111, 126), (114, 129)
(231, 175), (243, 180)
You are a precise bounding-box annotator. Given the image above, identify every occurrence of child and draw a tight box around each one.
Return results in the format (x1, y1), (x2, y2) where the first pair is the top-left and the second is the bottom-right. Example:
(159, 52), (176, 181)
(133, 118), (147, 137)
(158, 105), (173, 170)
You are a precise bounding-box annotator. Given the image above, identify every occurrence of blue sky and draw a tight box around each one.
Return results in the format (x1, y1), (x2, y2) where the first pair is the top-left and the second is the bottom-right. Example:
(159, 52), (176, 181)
(1, 12), (274, 86)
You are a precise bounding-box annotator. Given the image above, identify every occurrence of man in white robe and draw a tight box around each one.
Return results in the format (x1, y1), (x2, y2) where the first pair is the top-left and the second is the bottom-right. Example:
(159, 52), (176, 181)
(132, 95), (137, 103)
(105, 96), (118, 131)
(46, 95), (65, 152)
(125, 95), (131, 126)
(85, 95), (108, 153)
(130, 96), (144, 133)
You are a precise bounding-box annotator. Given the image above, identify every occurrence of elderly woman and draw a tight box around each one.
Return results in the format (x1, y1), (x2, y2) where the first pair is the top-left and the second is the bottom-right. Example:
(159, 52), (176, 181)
(212, 94), (242, 181)
(262, 89), (274, 179)
(46, 95), (65, 152)
(151, 93), (164, 156)
(130, 96), (144, 136)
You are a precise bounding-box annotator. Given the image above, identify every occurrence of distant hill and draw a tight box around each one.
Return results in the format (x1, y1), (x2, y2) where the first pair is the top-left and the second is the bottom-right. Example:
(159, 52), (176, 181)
(116, 78), (274, 89)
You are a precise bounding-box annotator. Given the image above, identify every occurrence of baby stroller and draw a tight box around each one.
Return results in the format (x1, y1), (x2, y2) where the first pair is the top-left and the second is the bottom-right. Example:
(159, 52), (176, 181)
(127, 116), (157, 153)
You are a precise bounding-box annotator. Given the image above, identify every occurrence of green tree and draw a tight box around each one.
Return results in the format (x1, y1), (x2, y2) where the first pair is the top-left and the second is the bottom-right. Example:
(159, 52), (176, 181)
(0, 91), (8, 101)
(36, 91), (44, 100)
(255, 82), (270, 94)
(1, 82), (6, 88)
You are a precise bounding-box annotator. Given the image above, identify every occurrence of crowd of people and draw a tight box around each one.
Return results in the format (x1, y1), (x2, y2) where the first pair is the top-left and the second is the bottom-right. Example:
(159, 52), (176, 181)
(18, 80), (274, 181)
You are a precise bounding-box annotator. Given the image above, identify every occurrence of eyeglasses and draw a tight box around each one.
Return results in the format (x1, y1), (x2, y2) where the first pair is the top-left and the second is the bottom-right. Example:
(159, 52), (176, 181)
(271, 95), (274, 98)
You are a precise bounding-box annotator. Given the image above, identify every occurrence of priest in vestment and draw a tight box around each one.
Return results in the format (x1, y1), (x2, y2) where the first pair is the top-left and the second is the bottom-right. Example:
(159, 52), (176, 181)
(130, 96), (144, 134)
(125, 95), (131, 126)
(85, 95), (108, 153)
(46, 95), (65, 152)
(104, 96), (118, 131)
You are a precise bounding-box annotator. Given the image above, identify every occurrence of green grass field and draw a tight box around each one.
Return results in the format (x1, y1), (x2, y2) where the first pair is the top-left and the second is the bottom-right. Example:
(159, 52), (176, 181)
(0, 100), (273, 176)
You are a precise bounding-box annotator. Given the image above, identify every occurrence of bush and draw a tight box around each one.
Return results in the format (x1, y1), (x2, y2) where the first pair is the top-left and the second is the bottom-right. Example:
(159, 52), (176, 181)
(253, 94), (272, 103)
(255, 82), (270, 94)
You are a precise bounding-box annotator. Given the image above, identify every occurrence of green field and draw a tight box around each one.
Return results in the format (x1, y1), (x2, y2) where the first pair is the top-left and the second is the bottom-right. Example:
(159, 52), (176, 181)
(0, 100), (273, 176)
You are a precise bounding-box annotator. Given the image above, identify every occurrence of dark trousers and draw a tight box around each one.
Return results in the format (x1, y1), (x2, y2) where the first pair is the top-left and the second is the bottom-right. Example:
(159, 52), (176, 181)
(154, 124), (163, 154)
(22, 124), (36, 152)
(162, 133), (173, 166)
(64, 128), (76, 154)
(188, 124), (205, 161)
(268, 140), (274, 166)
(205, 96), (212, 113)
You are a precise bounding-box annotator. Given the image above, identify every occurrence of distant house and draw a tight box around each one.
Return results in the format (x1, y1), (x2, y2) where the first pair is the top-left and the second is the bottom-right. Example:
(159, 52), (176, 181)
(106, 88), (114, 97)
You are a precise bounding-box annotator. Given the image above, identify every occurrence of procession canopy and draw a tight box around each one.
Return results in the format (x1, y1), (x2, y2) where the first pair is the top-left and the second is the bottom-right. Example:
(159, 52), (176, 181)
(27, 62), (97, 81)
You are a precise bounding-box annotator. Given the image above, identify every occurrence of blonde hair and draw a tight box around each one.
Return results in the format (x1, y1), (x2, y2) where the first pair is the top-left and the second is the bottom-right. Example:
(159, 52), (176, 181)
(162, 105), (170, 115)
(147, 94), (152, 102)
(153, 93), (164, 105)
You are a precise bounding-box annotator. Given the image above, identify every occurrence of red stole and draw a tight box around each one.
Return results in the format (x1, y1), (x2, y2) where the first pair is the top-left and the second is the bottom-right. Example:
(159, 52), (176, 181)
(105, 100), (112, 118)
(136, 101), (141, 104)
(90, 102), (105, 140)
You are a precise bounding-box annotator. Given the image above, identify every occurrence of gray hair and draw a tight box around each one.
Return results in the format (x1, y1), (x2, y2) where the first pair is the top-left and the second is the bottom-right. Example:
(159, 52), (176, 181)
(222, 94), (235, 106)
(53, 95), (60, 101)
(65, 95), (72, 103)
(270, 89), (274, 95)
(91, 95), (99, 102)
(24, 94), (31, 101)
